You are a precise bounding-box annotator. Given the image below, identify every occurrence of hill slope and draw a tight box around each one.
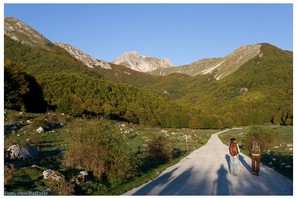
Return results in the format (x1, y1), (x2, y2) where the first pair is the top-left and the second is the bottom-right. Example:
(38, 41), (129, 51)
(4, 16), (53, 51)
(4, 17), (215, 128)
(55, 42), (111, 69)
(4, 16), (293, 128)
(151, 44), (262, 80)
(175, 43), (293, 126)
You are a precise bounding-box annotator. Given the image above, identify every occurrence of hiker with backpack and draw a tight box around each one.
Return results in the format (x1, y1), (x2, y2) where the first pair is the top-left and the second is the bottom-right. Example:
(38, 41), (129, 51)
(229, 138), (240, 176)
(251, 134), (261, 176)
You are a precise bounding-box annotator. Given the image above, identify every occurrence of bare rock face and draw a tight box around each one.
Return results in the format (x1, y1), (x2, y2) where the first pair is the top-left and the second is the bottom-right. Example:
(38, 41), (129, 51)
(56, 42), (111, 69)
(113, 51), (174, 72)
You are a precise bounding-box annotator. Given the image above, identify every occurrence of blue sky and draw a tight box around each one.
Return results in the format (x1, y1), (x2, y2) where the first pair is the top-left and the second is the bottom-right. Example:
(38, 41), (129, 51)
(4, 3), (293, 66)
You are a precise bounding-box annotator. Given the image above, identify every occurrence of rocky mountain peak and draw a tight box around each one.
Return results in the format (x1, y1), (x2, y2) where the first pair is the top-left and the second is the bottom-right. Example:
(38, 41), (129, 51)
(55, 42), (111, 69)
(4, 17), (53, 50)
(112, 51), (174, 72)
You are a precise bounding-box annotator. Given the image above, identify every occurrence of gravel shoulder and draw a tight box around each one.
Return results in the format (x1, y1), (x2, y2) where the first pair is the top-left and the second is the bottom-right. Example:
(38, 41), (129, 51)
(124, 130), (293, 195)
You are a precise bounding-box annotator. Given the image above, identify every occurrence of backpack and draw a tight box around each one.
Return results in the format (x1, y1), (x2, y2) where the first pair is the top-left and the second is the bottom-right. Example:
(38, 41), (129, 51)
(229, 143), (239, 156)
(251, 140), (261, 154)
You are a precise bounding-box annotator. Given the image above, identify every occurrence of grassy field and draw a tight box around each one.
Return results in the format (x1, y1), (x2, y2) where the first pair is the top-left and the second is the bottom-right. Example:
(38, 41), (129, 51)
(4, 110), (293, 195)
(218, 125), (293, 180)
(4, 110), (217, 195)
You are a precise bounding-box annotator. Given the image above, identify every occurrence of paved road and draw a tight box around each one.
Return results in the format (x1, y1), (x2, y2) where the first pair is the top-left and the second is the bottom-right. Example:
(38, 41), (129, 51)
(124, 130), (293, 195)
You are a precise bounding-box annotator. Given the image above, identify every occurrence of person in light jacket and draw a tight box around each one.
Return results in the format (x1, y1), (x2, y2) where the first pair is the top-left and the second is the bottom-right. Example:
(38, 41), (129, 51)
(229, 138), (240, 176)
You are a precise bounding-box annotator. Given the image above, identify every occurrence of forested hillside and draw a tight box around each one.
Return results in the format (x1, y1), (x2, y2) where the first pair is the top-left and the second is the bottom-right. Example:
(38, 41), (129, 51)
(94, 43), (293, 127)
(4, 32), (293, 128)
(176, 43), (293, 126)
(5, 36), (220, 128)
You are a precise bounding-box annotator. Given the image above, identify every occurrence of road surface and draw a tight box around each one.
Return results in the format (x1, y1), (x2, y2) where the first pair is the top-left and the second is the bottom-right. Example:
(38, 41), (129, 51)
(124, 130), (293, 195)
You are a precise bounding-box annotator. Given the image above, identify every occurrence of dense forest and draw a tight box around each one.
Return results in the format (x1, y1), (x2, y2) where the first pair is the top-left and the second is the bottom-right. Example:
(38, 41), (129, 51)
(5, 36), (221, 128)
(88, 44), (293, 127)
(4, 35), (293, 128)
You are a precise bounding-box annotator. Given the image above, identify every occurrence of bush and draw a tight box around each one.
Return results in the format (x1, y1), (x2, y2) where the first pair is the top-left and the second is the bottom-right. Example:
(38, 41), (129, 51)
(147, 134), (172, 163)
(4, 164), (15, 185)
(63, 120), (138, 183)
(33, 115), (48, 129)
(47, 179), (75, 195)
(243, 126), (279, 153)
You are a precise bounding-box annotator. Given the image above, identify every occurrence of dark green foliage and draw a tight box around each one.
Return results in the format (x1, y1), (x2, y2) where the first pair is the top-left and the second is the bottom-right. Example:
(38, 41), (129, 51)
(4, 60), (30, 110)
(4, 60), (46, 112)
(22, 74), (47, 113)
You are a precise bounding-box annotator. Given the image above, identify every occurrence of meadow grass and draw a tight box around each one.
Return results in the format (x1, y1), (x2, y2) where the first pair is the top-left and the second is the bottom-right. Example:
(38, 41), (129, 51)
(4, 110), (217, 195)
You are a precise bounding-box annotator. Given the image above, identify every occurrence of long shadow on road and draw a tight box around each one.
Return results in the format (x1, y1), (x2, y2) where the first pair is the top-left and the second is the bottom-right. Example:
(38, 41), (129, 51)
(133, 167), (179, 195)
(159, 167), (194, 195)
(213, 164), (231, 195)
(225, 154), (230, 172)
(156, 167), (209, 195)
(239, 154), (252, 174)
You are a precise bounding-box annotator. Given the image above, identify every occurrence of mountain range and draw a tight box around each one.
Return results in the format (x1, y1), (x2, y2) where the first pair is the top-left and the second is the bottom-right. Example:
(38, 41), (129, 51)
(55, 42), (111, 69)
(4, 17), (293, 128)
(4, 17), (265, 79)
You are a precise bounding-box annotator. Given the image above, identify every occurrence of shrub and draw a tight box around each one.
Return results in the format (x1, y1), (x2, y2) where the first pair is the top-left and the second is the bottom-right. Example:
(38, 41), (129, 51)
(243, 126), (279, 152)
(63, 120), (138, 183)
(4, 164), (15, 185)
(47, 179), (75, 195)
(33, 115), (48, 129)
(147, 134), (172, 163)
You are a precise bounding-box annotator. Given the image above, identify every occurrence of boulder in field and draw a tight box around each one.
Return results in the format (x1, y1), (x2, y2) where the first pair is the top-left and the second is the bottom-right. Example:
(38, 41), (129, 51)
(43, 169), (65, 181)
(6, 144), (39, 160)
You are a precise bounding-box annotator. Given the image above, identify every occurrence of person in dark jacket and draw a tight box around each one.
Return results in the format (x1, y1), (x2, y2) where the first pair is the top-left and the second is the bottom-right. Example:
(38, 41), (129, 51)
(251, 134), (261, 176)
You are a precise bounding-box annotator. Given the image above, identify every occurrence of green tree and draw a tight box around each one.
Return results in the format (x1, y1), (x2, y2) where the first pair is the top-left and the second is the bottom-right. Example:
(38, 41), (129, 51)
(4, 60), (30, 110)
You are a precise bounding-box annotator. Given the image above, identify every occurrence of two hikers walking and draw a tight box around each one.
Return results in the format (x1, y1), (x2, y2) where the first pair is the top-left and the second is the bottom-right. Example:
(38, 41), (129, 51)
(228, 134), (261, 176)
